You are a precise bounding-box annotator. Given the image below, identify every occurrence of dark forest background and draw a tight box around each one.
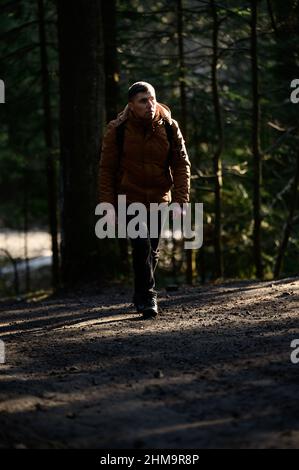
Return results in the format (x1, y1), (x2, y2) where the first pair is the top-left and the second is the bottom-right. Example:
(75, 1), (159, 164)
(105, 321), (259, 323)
(0, 0), (298, 298)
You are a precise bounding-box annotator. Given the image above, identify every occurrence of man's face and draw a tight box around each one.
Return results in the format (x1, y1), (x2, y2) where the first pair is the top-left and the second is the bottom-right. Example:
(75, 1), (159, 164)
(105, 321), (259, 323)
(128, 90), (157, 120)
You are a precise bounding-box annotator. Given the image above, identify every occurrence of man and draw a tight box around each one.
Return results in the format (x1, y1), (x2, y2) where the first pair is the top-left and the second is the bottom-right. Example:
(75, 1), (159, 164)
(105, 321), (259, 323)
(98, 81), (191, 319)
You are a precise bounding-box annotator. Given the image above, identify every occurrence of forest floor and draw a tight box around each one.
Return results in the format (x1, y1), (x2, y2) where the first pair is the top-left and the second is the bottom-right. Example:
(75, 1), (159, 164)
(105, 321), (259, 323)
(0, 277), (299, 449)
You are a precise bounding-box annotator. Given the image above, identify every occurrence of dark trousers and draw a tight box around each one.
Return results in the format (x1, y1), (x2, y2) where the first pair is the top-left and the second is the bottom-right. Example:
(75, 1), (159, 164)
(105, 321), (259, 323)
(127, 210), (165, 299)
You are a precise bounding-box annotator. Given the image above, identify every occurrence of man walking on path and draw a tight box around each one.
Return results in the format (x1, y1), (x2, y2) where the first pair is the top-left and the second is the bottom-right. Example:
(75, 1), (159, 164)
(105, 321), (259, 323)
(98, 81), (191, 319)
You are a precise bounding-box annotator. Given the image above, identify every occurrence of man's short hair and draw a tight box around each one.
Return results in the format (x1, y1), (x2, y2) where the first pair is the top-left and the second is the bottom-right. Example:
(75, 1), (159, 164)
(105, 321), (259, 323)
(128, 81), (156, 101)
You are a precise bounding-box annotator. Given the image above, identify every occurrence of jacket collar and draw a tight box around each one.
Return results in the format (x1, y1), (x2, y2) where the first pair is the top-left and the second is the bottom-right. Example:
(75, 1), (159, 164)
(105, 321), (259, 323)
(114, 102), (172, 127)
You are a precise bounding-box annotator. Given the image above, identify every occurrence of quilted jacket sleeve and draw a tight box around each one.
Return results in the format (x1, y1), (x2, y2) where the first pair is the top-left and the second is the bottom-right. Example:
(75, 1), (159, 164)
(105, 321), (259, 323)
(170, 119), (191, 204)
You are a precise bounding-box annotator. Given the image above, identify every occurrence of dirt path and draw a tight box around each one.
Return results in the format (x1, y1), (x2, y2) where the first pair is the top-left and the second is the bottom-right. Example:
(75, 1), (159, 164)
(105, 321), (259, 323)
(1, 278), (299, 449)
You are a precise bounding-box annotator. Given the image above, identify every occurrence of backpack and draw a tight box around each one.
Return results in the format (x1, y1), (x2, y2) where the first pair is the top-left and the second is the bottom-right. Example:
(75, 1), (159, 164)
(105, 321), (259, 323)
(115, 118), (174, 170)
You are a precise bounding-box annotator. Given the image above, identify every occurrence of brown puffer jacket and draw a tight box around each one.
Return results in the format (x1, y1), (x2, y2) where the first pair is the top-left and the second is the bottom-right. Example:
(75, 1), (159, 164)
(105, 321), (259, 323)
(98, 102), (191, 208)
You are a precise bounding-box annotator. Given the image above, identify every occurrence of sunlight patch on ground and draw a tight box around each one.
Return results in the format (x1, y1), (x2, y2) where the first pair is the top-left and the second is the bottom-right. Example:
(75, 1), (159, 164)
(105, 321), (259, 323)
(0, 230), (52, 259)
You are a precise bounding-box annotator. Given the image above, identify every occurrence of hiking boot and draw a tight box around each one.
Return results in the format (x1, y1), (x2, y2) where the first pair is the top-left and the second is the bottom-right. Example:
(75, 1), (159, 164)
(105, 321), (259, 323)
(133, 292), (158, 318)
(142, 293), (158, 319)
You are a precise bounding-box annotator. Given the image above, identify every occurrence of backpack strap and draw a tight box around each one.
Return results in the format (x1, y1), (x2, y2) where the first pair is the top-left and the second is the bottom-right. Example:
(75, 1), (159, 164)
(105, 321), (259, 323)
(163, 119), (174, 168)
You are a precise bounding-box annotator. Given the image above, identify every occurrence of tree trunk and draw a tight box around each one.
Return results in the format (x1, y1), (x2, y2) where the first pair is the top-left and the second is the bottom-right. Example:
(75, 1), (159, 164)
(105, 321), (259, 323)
(102, 0), (119, 122)
(37, 0), (60, 290)
(177, 0), (196, 285)
(23, 165), (30, 293)
(251, 0), (263, 279)
(274, 151), (299, 278)
(210, 0), (223, 279)
(177, 0), (186, 137)
(57, 0), (105, 287)
(102, 0), (129, 276)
